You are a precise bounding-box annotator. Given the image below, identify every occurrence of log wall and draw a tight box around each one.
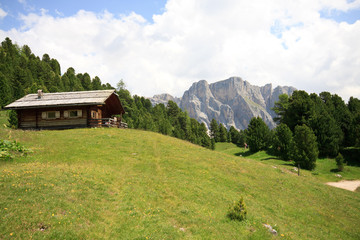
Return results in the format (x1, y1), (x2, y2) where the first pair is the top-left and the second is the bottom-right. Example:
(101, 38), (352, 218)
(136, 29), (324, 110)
(18, 106), (88, 130)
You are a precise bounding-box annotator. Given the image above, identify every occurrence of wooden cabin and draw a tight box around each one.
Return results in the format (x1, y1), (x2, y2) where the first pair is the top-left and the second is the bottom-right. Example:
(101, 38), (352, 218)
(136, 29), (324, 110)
(4, 89), (126, 130)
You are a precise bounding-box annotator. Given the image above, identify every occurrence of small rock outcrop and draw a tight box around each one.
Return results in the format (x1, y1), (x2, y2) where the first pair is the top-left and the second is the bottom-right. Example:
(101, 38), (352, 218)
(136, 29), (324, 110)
(149, 93), (181, 106)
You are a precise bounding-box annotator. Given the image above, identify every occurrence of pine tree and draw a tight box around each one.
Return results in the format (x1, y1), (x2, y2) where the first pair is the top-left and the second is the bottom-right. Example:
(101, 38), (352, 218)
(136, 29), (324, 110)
(273, 123), (293, 160)
(49, 58), (61, 76)
(218, 123), (228, 142)
(282, 90), (315, 131)
(246, 117), (271, 152)
(60, 74), (70, 91)
(210, 119), (220, 142)
(79, 73), (92, 90)
(0, 72), (11, 108)
(229, 126), (240, 144)
(199, 122), (211, 149)
(348, 97), (360, 146)
(291, 125), (318, 170)
(92, 76), (102, 90)
(21, 45), (32, 58)
(311, 112), (342, 157)
(272, 94), (289, 124)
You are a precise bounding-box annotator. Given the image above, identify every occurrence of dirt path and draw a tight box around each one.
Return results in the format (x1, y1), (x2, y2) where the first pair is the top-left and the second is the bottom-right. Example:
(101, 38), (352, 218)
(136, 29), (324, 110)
(326, 180), (360, 192)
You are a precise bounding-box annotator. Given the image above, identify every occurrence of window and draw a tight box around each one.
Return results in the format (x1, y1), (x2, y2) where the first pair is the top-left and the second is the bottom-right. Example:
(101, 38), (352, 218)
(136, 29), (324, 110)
(42, 111), (60, 120)
(47, 112), (56, 119)
(69, 110), (78, 118)
(92, 111), (97, 119)
(64, 110), (82, 118)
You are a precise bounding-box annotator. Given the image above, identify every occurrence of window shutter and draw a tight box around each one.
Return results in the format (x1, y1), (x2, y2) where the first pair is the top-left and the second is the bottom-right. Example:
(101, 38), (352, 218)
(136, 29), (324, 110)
(77, 110), (82, 117)
(42, 112), (47, 119)
(55, 111), (60, 118)
(64, 111), (69, 118)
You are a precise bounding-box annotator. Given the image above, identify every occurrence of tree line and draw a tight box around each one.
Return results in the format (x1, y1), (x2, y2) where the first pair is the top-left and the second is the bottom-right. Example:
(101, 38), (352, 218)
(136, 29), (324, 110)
(209, 90), (360, 170)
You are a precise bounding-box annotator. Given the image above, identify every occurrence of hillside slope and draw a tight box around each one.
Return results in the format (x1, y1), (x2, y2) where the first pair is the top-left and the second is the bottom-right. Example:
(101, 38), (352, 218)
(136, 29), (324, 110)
(0, 125), (359, 239)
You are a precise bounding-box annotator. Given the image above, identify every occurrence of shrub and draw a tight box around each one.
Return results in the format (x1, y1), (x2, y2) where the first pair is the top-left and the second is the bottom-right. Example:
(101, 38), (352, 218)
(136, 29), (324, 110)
(227, 197), (247, 221)
(335, 153), (345, 172)
(7, 110), (18, 129)
(0, 140), (31, 160)
(0, 150), (12, 161)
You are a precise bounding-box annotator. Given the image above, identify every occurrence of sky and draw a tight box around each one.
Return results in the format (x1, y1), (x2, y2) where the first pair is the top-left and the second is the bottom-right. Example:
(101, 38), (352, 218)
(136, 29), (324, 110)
(0, 0), (360, 101)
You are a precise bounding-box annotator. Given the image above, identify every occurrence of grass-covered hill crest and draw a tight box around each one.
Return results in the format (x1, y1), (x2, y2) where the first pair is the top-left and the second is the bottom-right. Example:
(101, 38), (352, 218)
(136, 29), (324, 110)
(0, 123), (359, 239)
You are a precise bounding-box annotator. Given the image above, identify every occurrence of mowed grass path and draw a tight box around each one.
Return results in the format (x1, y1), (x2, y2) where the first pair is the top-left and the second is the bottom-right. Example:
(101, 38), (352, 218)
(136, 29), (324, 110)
(0, 125), (359, 239)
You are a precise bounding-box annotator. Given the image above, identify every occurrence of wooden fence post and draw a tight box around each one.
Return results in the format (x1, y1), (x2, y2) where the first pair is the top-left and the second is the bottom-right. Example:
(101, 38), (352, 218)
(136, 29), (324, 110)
(298, 164), (300, 176)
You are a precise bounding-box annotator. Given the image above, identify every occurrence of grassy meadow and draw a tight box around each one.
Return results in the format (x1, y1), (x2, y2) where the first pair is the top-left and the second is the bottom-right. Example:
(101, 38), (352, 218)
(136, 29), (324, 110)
(0, 111), (360, 239)
(215, 142), (360, 182)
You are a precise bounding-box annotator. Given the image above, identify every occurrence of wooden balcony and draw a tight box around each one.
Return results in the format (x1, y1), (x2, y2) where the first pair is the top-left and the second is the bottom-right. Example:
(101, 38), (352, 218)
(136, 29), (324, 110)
(89, 118), (128, 128)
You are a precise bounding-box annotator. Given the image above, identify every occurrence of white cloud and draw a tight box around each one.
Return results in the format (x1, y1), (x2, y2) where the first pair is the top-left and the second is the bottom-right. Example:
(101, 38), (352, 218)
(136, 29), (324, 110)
(1, 0), (360, 101)
(0, 8), (7, 19)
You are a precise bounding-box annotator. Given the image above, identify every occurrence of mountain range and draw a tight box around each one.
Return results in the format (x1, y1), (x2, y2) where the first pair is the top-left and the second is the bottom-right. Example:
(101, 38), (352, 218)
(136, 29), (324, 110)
(149, 77), (296, 130)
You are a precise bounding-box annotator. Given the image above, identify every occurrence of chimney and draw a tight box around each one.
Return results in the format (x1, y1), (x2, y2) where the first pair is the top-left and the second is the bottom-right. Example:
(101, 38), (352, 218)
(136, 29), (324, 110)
(37, 90), (43, 99)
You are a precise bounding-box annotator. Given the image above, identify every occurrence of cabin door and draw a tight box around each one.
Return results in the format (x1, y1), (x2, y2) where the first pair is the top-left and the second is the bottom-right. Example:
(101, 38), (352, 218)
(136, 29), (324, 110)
(98, 109), (102, 119)
(91, 108), (102, 126)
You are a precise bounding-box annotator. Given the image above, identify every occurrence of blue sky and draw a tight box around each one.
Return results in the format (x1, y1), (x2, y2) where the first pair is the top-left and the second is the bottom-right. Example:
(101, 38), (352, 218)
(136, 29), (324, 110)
(320, 7), (360, 24)
(0, 0), (167, 30)
(2, 0), (359, 29)
(0, 0), (360, 100)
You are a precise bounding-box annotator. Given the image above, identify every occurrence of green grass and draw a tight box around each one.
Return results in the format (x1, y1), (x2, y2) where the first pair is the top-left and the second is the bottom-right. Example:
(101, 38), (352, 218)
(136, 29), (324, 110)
(0, 115), (359, 239)
(216, 142), (360, 182)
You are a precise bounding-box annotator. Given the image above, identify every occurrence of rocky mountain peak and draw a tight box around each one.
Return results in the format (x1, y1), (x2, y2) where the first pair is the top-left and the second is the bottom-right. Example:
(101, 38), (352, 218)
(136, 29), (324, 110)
(149, 77), (296, 130)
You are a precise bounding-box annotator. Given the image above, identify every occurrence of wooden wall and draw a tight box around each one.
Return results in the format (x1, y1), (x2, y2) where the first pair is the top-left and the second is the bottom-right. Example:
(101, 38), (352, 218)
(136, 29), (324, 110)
(18, 109), (36, 129)
(18, 106), (88, 130)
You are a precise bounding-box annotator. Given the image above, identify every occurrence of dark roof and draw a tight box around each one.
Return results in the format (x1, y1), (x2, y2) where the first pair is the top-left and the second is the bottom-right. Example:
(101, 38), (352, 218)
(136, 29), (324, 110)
(5, 90), (125, 114)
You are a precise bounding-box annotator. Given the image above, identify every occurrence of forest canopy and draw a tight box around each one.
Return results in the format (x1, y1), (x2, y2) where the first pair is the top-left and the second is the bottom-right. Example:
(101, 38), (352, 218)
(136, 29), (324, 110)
(0, 37), (113, 109)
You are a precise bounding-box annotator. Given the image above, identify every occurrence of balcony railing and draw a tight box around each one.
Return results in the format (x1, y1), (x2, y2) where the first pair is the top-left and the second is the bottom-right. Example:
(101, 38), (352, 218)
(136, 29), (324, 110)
(89, 118), (128, 128)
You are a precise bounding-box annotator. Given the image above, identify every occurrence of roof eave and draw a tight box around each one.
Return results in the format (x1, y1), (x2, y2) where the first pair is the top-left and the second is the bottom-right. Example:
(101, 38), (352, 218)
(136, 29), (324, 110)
(4, 102), (105, 110)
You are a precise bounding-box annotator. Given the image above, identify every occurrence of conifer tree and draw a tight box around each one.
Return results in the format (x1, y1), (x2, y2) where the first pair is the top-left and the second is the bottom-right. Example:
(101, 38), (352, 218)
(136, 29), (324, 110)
(218, 123), (228, 142)
(272, 93), (289, 124)
(210, 119), (220, 142)
(348, 97), (360, 146)
(92, 76), (102, 90)
(229, 126), (240, 144)
(273, 123), (293, 160)
(0, 72), (11, 108)
(246, 117), (271, 152)
(292, 125), (318, 170)
(283, 91), (315, 131)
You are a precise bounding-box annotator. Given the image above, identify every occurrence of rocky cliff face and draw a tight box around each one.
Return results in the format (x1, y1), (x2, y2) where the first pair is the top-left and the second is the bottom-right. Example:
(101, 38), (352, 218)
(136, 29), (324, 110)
(149, 77), (296, 130)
